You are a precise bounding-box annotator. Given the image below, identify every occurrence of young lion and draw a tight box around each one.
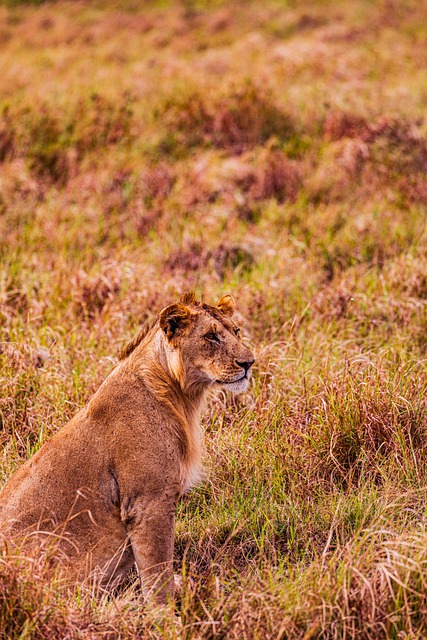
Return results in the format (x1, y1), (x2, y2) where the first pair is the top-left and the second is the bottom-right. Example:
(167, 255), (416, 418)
(0, 292), (254, 604)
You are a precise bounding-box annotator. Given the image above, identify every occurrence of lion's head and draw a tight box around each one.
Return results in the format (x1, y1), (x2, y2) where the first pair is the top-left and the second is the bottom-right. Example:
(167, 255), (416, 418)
(158, 292), (255, 394)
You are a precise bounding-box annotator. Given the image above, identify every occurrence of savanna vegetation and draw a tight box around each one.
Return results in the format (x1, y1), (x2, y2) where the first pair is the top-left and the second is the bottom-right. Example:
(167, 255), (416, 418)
(1, 0), (427, 637)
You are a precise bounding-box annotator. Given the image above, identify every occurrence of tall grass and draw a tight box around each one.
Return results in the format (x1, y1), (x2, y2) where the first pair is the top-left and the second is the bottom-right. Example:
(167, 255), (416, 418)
(1, 0), (427, 637)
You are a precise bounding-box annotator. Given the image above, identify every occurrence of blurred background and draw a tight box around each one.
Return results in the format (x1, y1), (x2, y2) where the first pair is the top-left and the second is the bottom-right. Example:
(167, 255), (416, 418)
(1, 1), (427, 637)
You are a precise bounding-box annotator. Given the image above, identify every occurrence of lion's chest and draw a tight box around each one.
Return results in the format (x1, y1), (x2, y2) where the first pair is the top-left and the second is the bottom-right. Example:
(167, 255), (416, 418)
(180, 418), (204, 493)
(181, 457), (203, 493)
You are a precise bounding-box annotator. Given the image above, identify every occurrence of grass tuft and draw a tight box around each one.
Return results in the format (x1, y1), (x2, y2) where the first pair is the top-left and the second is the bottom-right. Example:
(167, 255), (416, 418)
(2, 0), (427, 636)
(158, 81), (295, 154)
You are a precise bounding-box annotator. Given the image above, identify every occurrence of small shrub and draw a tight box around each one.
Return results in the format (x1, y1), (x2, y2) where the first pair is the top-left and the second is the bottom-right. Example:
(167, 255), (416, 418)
(164, 242), (254, 277)
(323, 110), (378, 142)
(72, 264), (122, 319)
(71, 92), (134, 155)
(249, 143), (301, 202)
(322, 111), (427, 204)
(212, 243), (255, 277)
(139, 162), (176, 207)
(2, 93), (134, 184)
(101, 170), (132, 216)
(23, 109), (71, 184)
(0, 108), (15, 161)
(165, 242), (208, 272)
(158, 81), (295, 152)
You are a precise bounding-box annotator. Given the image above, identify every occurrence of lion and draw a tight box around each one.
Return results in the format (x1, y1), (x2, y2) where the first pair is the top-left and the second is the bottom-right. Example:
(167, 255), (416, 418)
(0, 292), (254, 605)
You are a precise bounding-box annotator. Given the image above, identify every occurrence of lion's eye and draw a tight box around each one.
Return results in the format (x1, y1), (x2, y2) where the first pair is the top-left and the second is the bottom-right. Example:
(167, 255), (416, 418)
(205, 332), (220, 344)
(234, 327), (240, 337)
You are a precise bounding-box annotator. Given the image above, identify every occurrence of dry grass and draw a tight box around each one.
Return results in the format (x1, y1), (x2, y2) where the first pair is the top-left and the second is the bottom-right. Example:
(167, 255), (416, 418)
(1, 0), (427, 637)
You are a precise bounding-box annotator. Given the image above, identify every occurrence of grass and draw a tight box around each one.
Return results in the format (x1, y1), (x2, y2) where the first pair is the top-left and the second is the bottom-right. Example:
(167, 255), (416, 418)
(1, 0), (427, 636)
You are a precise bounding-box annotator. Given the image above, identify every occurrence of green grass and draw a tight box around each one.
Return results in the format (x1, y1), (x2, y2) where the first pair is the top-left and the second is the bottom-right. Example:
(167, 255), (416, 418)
(1, 0), (427, 637)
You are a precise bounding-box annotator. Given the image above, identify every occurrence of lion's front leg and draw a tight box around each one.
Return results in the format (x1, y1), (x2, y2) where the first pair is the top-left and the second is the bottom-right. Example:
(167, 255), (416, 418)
(126, 497), (177, 606)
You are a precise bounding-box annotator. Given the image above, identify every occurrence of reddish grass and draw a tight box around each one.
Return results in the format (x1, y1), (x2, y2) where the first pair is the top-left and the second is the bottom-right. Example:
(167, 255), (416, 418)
(2, 0), (427, 637)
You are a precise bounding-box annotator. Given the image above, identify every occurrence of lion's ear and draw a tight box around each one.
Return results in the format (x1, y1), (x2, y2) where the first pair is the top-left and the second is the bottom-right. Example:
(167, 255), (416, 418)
(159, 304), (193, 342)
(216, 294), (235, 317)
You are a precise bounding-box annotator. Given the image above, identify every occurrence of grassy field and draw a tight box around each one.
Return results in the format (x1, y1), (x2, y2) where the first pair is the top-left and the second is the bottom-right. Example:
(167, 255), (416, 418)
(1, 0), (427, 637)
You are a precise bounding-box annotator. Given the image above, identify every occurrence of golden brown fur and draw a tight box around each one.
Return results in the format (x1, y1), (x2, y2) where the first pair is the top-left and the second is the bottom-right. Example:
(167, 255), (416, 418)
(0, 293), (254, 605)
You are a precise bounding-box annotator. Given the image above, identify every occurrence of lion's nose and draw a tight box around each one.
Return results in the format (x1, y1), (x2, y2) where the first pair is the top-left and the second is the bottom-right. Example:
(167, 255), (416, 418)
(236, 359), (255, 373)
